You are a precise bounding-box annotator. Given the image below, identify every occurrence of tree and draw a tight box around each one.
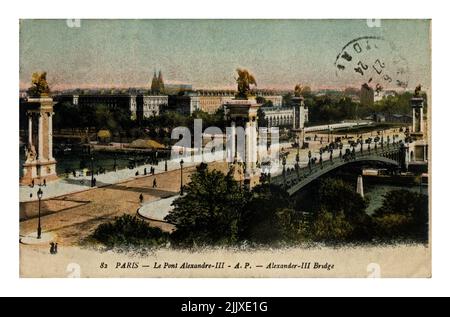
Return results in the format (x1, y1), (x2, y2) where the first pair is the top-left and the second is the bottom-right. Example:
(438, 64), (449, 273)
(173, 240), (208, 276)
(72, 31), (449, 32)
(240, 184), (298, 244)
(311, 209), (354, 242)
(373, 190), (428, 241)
(165, 167), (249, 247)
(282, 92), (293, 106)
(257, 107), (268, 128)
(92, 214), (169, 248)
(311, 178), (372, 241)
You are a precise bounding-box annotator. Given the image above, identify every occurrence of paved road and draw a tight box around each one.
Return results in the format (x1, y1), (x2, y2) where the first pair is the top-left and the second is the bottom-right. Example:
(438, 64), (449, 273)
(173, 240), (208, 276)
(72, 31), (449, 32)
(19, 161), (228, 245)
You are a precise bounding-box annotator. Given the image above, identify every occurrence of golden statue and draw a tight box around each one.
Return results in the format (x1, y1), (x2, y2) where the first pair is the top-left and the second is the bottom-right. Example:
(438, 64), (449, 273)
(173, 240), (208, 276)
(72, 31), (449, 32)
(414, 84), (422, 97)
(28, 72), (50, 97)
(294, 84), (302, 97)
(235, 68), (257, 99)
(294, 84), (311, 97)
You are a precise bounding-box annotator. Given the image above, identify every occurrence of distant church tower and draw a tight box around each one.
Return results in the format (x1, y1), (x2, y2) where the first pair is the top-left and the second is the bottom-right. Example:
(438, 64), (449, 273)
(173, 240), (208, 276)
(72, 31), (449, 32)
(157, 70), (165, 93)
(151, 70), (165, 94)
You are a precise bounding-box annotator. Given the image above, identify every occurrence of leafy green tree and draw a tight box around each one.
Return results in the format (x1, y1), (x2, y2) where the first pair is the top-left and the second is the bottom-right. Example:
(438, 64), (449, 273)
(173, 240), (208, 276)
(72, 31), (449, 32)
(92, 214), (169, 248)
(240, 184), (298, 244)
(165, 167), (249, 247)
(310, 178), (373, 241)
(311, 209), (354, 241)
(282, 92), (293, 106)
(257, 108), (268, 128)
(373, 190), (428, 241)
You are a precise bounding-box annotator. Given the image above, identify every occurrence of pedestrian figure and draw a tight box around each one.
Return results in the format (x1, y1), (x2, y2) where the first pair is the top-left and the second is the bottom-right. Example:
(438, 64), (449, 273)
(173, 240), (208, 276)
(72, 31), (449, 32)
(152, 167), (155, 175)
(135, 171), (139, 176)
(43, 179), (46, 187)
(50, 242), (55, 254)
(54, 243), (58, 254)
(31, 179), (34, 188)
(144, 168), (147, 175)
(93, 178), (97, 187)
(153, 178), (157, 188)
(139, 193), (144, 203)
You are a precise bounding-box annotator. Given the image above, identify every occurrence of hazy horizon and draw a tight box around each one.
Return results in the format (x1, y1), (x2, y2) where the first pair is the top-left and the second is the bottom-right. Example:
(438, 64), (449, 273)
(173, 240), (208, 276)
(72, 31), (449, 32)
(20, 19), (431, 92)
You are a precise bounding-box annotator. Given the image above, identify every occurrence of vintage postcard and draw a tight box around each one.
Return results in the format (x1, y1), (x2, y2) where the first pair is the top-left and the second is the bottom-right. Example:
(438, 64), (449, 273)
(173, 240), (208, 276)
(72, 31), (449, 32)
(19, 19), (431, 277)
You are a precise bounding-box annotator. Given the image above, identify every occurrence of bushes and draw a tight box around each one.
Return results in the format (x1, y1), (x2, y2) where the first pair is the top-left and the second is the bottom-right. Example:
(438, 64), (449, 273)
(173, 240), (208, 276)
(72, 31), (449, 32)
(92, 214), (169, 248)
(91, 184), (429, 250)
(373, 190), (429, 241)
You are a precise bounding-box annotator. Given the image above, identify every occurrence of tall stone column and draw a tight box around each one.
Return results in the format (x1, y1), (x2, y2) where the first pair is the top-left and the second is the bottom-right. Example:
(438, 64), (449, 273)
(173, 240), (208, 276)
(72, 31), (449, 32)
(28, 113), (33, 145)
(420, 107), (424, 133)
(38, 113), (43, 161)
(412, 108), (416, 132)
(245, 121), (251, 173)
(230, 121), (236, 161)
(48, 112), (54, 160)
(356, 175), (364, 198)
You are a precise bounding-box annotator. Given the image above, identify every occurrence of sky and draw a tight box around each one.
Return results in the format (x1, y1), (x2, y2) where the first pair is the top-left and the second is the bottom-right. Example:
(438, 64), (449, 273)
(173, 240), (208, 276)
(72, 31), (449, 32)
(19, 19), (431, 91)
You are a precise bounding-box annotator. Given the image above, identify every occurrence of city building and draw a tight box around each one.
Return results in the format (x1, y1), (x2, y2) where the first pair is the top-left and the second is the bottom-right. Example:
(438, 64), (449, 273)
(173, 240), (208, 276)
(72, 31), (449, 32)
(262, 106), (295, 127)
(374, 90), (397, 102)
(168, 93), (200, 115)
(196, 90), (234, 114)
(135, 94), (168, 118)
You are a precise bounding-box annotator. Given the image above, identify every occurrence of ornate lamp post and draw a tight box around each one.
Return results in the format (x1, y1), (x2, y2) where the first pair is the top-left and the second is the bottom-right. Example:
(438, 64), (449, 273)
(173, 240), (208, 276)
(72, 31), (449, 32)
(90, 153), (95, 187)
(319, 148), (323, 169)
(37, 188), (43, 239)
(308, 150), (312, 172)
(180, 159), (184, 195)
(330, 148), (333, 163)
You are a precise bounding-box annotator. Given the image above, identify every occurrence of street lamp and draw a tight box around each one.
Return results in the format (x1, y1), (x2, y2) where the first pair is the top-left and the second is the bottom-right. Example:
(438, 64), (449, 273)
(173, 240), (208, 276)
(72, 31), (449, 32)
(180, 159), (184, 195)
(90, 153), (95, 187)
(319, 148), (323, 169)
(37, 188), (43, 239)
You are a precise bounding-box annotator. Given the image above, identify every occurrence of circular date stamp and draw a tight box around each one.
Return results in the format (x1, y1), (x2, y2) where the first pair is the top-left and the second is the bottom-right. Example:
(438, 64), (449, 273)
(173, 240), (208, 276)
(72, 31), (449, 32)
(334, 36), (410, 90)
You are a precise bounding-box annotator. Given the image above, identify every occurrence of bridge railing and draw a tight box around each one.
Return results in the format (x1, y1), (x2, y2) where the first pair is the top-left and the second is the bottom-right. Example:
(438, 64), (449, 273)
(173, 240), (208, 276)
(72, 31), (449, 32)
(271, 142), (402, 187)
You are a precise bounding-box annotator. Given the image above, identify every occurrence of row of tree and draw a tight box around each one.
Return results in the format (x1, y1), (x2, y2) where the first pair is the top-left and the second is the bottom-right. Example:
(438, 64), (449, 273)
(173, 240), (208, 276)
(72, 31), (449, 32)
(52, 101), (226, 143)
(92, 166), (428, 249)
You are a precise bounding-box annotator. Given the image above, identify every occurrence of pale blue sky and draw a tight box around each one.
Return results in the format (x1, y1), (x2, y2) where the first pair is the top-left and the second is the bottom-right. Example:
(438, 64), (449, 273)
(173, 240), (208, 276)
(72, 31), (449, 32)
(19, 19), (431, 91)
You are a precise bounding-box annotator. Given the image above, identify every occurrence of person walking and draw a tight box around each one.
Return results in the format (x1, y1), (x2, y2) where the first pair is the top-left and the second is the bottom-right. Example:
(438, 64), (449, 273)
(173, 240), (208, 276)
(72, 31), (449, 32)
(153, 178), (157, 188)
(139, 193), (144, 203)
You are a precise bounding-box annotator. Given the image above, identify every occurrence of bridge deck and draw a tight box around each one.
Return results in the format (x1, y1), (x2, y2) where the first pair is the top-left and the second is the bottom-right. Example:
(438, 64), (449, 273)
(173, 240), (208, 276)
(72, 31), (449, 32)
(271, 144), (401, 196)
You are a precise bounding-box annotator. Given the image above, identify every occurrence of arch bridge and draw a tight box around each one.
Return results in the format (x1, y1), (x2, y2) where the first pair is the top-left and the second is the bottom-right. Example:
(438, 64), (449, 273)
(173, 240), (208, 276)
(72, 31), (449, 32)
(271, 144), (403, 196)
